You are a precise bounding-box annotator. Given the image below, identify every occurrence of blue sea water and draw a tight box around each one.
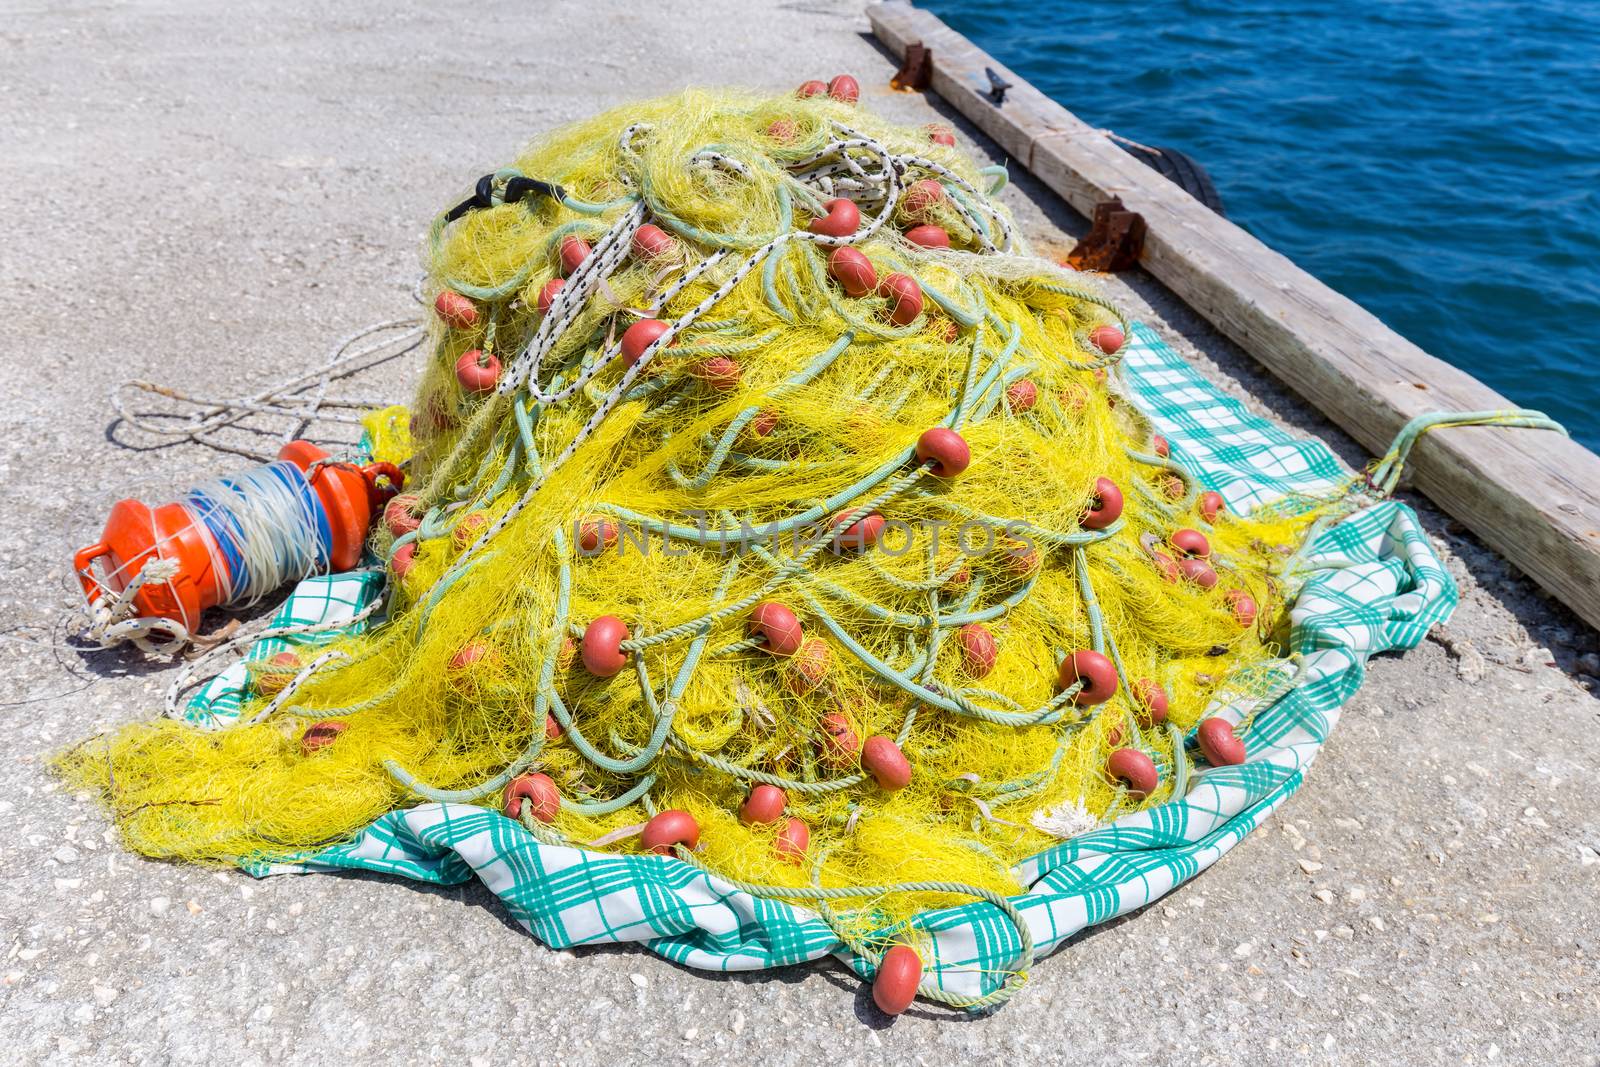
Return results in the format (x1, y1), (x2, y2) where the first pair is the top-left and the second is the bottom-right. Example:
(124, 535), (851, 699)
(921, 0), (1600, 448)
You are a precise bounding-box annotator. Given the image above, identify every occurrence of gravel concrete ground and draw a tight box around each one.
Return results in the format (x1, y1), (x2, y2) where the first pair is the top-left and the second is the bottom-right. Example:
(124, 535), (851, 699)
(2, 2), (1597, 1064)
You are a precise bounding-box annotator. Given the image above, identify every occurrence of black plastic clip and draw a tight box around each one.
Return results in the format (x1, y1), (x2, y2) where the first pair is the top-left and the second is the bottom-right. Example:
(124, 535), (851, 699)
(444, 174), (499, 224)
(443, 173), (568, 224)
(503, 175), (566, 205)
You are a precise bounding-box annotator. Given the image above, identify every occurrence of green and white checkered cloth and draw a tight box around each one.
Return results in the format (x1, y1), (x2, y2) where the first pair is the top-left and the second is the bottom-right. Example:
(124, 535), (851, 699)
(213, 322), (1455, 1003)
(184, 571), (387, 729)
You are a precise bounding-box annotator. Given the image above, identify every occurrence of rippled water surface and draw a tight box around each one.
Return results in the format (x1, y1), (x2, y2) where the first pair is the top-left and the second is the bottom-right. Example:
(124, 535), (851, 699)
(923, 0), (1600, 447)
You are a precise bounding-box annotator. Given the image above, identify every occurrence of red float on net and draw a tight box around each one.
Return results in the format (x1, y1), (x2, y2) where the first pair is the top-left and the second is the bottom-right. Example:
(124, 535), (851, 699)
(873, 945), (923, 1015)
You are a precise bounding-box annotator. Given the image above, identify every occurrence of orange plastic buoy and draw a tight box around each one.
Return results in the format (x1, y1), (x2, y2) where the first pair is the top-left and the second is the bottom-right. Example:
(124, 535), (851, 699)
(410, 394), (457, 440)
(751, 409), (779, 437)
(1179, 557), (1219, 588)
(809, 198), (860, 238)
(876, 273), (924, 326)
(902, 178), (944, 217)
(255, 651), (302, 696)
(557, 636), (577, 672)
(641, 809), (699, 854)
(915, 427), (970, 477)
(577, 516), (619, 554)
(1198, 491), (1226, 524)
(300, 720), (346, 756)
(452, 511), (489, 550)
(449, 641), (491, 673)
(1197, 717), (1247, 765)
(1059, 649), (1118, 705)
(750, 601), (805, 657)
(873, 945), (923, 1015)
(545, 713), (562, 741)
(827, 246), (877, 296)
(281, 440), (386, 574)
(1133, 678), (1170, 726)
(621, 318), (670, 367)
(390, 542), (416, 580)
(1170, 528), (1211, 558)
(1149, 548), (1180, 584)
(384, 493), (421, 537)
(925, 123), (957, 147)
(816, 710), (859, 767)
(945, 565), (971, 590)
(1005, 541), (1040, 577)
(1082, 476), (1124, 530)
(861, 735), (912, 790)
(904, 224), (950, 249)
(581, 616), (629, 677)
(788, 639), (832, 695)
(454, 349), (502, 395)
(1159, 473), (1187, 501)
(503, 772), (561, 823)
(831, 510), (886, 551)
(740, 784), (788, 825)
(434, 290), (478, 330)
(1058, 383), (1089, 413)
(765, 118), (798, 143)
(1226, 589), (1259, 628)
(959, 623), (997, 677)
(559, 235), (591, 275)
(537, 277), (565, 317)
(72, 440), (387, 632)
(631, 223), (674, 260)
(1006, 379), (1038, 413)
(827, 74), (860, 103)
(1089, 324), (1124, 355)
(775, 816), (810, 864)
(1107, 748), (1159, 799)
(1152, 434), (1170, 458)
(692, 356), (742, 391)
(796, 79), (828, 98)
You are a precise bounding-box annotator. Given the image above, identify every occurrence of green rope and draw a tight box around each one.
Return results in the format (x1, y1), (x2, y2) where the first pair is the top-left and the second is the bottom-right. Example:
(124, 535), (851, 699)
(1367, 408), (1565, 496)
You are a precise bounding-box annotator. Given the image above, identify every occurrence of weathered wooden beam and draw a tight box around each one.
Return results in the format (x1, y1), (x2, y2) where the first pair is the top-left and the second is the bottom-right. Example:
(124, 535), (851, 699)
(867, 1), (1600, 631)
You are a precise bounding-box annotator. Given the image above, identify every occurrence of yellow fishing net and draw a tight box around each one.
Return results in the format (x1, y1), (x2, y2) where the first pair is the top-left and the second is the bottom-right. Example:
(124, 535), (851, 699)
(60, 89), (1321, 937)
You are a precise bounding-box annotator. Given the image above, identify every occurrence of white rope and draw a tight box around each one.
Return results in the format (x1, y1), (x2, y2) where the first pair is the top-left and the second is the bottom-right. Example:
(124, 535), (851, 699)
(184, 460), (329, 605)
(242, 648), (356, 724)
(113, 316), (421, 460)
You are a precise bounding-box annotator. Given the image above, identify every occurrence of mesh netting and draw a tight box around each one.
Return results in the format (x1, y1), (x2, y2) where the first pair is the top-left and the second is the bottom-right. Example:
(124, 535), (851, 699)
(60, 90), (1322, 966)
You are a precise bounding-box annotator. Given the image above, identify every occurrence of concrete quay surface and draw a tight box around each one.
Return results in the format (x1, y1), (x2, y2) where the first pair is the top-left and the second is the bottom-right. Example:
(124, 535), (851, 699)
(1, 1), (1596, 1063)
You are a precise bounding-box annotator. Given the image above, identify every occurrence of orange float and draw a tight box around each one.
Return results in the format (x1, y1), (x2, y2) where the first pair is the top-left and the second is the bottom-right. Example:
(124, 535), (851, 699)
(873, 945), (922, 1015)
(73, 440), (396, 634)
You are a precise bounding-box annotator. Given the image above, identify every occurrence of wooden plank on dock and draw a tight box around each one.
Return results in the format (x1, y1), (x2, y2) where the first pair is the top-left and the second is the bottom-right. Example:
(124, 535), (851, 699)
(867, 1), (1600, 631)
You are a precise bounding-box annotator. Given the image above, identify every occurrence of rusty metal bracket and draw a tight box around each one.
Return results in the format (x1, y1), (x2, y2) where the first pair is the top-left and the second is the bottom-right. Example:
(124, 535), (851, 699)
(890, 42), (931, 91)
(1066, 198), (1146, 272)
